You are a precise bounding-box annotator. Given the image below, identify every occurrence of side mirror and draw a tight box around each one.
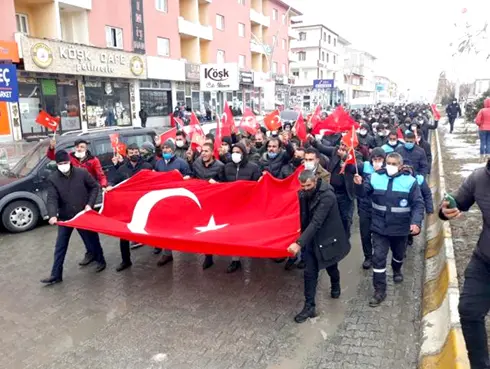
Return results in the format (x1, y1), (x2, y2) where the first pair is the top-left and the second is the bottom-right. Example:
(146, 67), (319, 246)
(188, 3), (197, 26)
(39, 161), (57, 179)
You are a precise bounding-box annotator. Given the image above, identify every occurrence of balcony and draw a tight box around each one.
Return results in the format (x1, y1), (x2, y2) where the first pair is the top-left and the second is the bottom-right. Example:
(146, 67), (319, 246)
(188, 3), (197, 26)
(198, 0), (211, 2)
(250, 8), (270, 28)
(59, 0), (92, 10)
(288, 51), (298, 62)
(178, 17), (213, 41)
(288, 29), (299, 39)
(250, 40), (270, 55)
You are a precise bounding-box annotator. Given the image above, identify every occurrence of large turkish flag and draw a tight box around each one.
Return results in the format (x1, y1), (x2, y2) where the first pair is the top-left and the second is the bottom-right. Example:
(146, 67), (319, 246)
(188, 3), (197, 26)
(60, 170), (301, 257)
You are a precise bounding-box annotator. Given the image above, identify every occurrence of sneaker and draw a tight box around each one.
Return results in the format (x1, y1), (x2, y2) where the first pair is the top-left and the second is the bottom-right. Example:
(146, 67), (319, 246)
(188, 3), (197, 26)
(297, 260), (306, 269)
(369, 291), (386, 307)
(294, 305), (317, 323)
(202, 255), (214, 270)
(116, 262), (132, 272)
(362, 258), (372, 270)
(393, 271), (404, 284)
(40, 276), (63, 285)
(95, 263), (106, 273)
(157, 255), (173, 267)
(284, 258), (297, 271)
(153, 248), (162, 255)
(331, 284), (341, 299)
(78, 253), (94, 266)
(226, 260), (242, 273)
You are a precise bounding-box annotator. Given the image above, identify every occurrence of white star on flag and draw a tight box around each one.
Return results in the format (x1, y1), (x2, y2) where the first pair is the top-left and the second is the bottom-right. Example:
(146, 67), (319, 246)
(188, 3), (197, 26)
(195, 215), (228, 234)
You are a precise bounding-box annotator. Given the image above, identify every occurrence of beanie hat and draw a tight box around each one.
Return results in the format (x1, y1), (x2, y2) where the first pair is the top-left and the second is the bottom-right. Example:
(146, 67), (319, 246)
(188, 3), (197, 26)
(141, 141), (155, 154)
(55, 150), (70, 163)
(370, 147), (386, 160)
(163, 139), (176, 152)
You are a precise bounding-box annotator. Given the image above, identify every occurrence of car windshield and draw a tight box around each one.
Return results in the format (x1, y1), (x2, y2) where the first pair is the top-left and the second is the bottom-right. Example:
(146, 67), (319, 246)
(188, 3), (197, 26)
(10, 141), (49, 178)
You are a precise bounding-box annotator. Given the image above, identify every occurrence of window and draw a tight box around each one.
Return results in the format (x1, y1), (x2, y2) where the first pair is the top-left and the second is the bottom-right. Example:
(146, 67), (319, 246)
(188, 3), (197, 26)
(321, 51), (325, 61)
(282, 39), (286, 50)
(328, 35), (331, 44)
(299, 32), (306, 41)
(272, 35), (276, 47)
(156, 0), (168, 12)
(281, 63), (286, 74)
(333, 55), (337, 64)
(216, 14), (225, 30)
(272, 62), (278, 74)
(157, 37), (170, 57)
(298, 51), (306, 61)
(238, 23), (245, 37)
(326, 53), (329, 63)
(140, 90), (171, 117)
(282, 13), (286, 25)
(15, 13), (29, 34)
(323, 32), (326, 42)
(273, 9), (278, 20)
(334, 38), (337, 47)
(239, 54), (246, 68)
(217, 49), (225, 63)
(292, 71), (299, 77)
(105, 26), (123, 49)
(238, 0), (245, 4)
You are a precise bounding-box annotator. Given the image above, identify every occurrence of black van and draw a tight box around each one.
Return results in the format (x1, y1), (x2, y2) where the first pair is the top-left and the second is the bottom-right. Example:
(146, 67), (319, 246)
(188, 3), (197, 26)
(0, 127), (156, 233)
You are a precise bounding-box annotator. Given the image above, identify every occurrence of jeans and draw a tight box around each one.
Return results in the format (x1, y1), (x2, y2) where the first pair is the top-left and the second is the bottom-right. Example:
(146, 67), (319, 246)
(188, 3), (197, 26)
(51, 226), (105, 279)
(459, 253), (490, 369)
(371, 233), (407, 293)
(336, 192), (354, 240)
(304, 245), (340, 307)
(479, 131), (490, 155)
(358, 209), (372, 259)
(449, 116), (457, 133)
(120, 239), (131, 264)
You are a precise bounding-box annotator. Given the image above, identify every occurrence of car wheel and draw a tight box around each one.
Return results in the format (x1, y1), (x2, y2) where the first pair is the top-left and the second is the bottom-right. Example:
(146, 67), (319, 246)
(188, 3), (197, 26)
(2, 200), (40, 233)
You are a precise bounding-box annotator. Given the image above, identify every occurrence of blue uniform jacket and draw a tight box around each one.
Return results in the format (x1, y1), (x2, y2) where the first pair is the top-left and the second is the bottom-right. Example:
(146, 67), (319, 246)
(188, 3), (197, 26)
(356, 169), (425, 236)
(381, 142), (402, 154)
(357, 161), (375, 214)
(416, 174), (434, 214)
(154, 155), (191, 176)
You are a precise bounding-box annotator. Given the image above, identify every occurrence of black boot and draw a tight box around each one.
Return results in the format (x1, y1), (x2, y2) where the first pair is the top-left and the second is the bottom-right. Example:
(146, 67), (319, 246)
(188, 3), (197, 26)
(294, 305), (317, 323)
(116, 262), (132, 272)
(40, 276), (63, 285)
(226, 260), (242, 273)
(157, 255), (173, 267)
(272, 258), (286, 263)
(203, 255), (214, 270)
(331, 283), (341, 299)
(393, 270), (404, 283)
(362, 258), (372, 270)
(78, 253), (94, 266)
(407, 236), (414, 246)
(297, 260), (306, 269)
(153, 248), (162, 255)
(284, 258), (297, 271)
(369, 291), (386, 307)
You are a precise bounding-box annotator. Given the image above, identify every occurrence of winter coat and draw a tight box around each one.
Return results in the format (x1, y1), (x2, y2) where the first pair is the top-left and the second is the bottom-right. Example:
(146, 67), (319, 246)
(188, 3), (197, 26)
(476, 98), (490, 131)
(47, 148), (108, 187)
(357, 161), (375, 214)
(258, 143), (294, 178)
(47, 167), (99, 221)
(381, 141), (402, 154)
(356, 169), (425, 237)
(417, 139), (432, 174)
(416, 175), (434, 214)
(396, 145), (429, 176)
(192, 158), (224, 181)
(296, 180), (351, 269)
(154, 155), (191, 176)
(374, 134), (389, 148)
(112, 158), (153, 185)
(446, 102), (462, 118)
(223, 159), (261, 182)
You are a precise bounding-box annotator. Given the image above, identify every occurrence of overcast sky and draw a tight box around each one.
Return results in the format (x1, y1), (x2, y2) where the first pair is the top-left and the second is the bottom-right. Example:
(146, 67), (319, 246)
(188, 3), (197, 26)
(289, 0), (490, 99)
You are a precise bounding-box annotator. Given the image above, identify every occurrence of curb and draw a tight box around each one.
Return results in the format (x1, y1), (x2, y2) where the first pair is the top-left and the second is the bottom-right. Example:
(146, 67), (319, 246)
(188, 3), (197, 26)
(419, 129), (470, 368)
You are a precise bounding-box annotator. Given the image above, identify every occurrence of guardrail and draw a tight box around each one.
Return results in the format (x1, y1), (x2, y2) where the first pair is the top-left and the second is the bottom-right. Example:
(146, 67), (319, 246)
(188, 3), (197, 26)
(419, 128), (470, 368)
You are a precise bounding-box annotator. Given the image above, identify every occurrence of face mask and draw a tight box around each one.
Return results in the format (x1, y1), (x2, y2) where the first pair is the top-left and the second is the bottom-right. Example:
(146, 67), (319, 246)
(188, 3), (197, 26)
(304, 161), (316, 171)
(57, 163), (71, 174)
(74, 151), (86, 159)
(175, 140), (184, 148)
(291, 157), (303, 167)
(389, 140), (397, 146)
(130, 154), (140, 162)
(268, 152), (278, 159)
(163, 153), (172, 161)
(411, 126), (417, 132)
(405, 142), (415, 150)
(386, 164), (399, 176)
(378, 132), (385, 137)
(255, 142), (263, 149)
(359, 129), (367, 136)
(373, 161), (383, 170)
(231, 153), (242, 164)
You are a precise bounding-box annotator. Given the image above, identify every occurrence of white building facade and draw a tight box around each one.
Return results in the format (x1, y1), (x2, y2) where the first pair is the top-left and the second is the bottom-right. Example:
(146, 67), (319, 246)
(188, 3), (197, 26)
(344, 48), (377, 104)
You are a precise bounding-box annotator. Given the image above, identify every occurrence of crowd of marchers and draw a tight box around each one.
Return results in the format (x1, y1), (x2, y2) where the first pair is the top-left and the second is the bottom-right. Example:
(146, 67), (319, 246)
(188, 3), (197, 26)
(40, 102), (436, 322)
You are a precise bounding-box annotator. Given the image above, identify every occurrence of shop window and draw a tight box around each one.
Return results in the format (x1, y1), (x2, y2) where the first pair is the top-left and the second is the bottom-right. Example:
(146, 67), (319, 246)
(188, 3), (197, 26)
(57, 80), (81, 132)
(15, 13), (29, 34)
(226, 92), (233, 102)
(105, 26), (123, 49)
(85, 81), (131, 129)
(140, 90), (171, 117)
(176, 91), (185, 106)
(157, 37), (170, 57)
(192, 91), (200, 112)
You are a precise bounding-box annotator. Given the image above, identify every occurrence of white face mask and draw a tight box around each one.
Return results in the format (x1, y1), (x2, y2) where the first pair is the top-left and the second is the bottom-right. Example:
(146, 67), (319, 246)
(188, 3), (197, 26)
(57, 163), (71, 174)
(304, 161), (316, 171)
(389, 140), (397, 146)
(231, 153), (242, 164)
(386, 164), (399, 176)
(74, 150), (86, 159)
(175, 140), (184, 148)
(373, 161), (383, 170)
(359, 129), (367, 136)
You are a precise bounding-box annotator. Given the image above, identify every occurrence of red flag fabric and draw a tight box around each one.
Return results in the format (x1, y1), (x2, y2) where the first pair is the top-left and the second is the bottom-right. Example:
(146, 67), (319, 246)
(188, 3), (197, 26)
(311, 106), (359, 135)
(188, 113), (205, 151)
(397, 128), (405, 141)
(109, 133), (120, 148)
(35, 110), (59, 131)
(60, 170), (300, 258)
(221, 101), (235, 137)
(173, 117), (184, 129)
(263, 110), (282, 132)
(341, 126), (359, 148)
(431, 104), (441, 121)
(214, 115), (223, 160)
(240, 108), (259, 135)
(116, 143), (127, 157)
(310, 105), (322, 129)
(339, 148), (357, 175)
(160, 127), (177, 143)
(295, 113), (307, 143)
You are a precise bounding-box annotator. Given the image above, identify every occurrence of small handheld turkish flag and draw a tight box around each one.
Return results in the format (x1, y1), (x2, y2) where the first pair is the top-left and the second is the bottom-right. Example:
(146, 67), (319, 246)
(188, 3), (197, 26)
(240, 108), (259, 135)
(116, 142), (127, 157)
(35, 111), (59, 132)
(264, 110), (281, 132)
(294, 113), (307, 143)
(109, 133), (119, 148)
(160, 127), (177, 143)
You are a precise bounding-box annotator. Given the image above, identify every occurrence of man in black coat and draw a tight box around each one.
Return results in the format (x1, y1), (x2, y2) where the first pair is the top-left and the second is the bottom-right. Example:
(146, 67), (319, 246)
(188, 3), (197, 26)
(258, 136), (294, 178)
(446, 99), (461, 134)
(288, 170), (351, 323)
(41, 150), (105, 285)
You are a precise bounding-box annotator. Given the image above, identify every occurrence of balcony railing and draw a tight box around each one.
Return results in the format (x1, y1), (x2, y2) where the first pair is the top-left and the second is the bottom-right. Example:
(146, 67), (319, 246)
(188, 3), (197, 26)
(178, 17), (213, 41)
(250, 9), (270, 28)
(59, 0), (92, 10)
(250, 40), (266, 54)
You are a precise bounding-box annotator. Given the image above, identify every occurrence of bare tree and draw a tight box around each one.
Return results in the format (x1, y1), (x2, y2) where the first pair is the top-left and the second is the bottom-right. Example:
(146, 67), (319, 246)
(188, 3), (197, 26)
(451, 20), (489, 59)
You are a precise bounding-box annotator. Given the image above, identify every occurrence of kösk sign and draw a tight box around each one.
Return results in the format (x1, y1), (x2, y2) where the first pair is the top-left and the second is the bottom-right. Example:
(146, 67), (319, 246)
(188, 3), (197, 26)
(0, 64), (18, 102)
(200, 63), (239, 92)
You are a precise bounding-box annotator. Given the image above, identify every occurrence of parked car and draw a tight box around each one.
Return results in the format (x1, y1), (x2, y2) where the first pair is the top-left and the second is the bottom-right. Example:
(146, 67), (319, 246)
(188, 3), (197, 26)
(0, 126), (156, 233)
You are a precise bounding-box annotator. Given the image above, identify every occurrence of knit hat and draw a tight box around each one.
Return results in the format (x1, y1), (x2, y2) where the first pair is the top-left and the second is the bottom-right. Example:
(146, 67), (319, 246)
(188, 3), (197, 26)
(163, 139), (175, 152)
(55, 150), (70, 163)
(370, 147), (386, 160)
(141, 141), (155, 154)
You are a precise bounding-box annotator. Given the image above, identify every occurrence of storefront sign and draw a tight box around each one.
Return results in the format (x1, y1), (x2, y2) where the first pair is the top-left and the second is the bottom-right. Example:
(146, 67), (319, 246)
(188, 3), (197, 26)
(200, 63), (239, 92)
(131, 0), (145, 54)
(185, 63), (200, 81)
(239, 71), (254, 85)
(20, 36), (147, 79)
(313, 79), (334, 89)
(0, 64), (18, 102)
(0, 41), (19, 62)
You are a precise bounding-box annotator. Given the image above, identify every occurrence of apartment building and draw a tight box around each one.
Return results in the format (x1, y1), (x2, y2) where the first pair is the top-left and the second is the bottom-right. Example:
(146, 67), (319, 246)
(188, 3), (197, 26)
(288, 21), (347, 109)
(374, 76), (398, 102)
(0, 0), (300, 141)
(344, 47), (377, 104)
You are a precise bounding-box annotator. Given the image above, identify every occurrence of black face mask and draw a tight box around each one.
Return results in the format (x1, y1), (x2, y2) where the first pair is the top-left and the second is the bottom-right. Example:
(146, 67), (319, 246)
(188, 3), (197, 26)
(255, 142), (263, 149)
(130, 154), (140, 162)
(291, 157), (303, 167)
